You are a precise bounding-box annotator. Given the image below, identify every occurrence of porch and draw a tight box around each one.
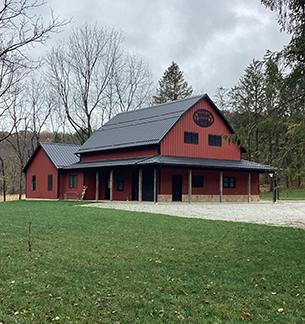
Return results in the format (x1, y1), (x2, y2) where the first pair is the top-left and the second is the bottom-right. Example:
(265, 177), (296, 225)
(60, 165), (262, 203)
(59, 155), (276, 202)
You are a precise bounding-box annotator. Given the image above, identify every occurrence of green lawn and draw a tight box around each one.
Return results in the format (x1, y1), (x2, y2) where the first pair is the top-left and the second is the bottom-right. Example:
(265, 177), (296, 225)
(260, 189), (305, 201)
(0, 201), (305, 323)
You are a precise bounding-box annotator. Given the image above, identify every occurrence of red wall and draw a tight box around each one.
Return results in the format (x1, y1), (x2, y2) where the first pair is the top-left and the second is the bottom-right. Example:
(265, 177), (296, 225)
(66, 169), (133, 201)
(112, 168), (132, 201)
(159, 168), (259, 196)
(59, 172), (84, 200)
(160, 99), (241, 160)
(192, 170), (221, 195)
(84, 172), (96, 200)
(159, 168), (189, 195)
(223, 171), (259, 195)
(80, 147), (158, 162)
(25, 148), (58, 199)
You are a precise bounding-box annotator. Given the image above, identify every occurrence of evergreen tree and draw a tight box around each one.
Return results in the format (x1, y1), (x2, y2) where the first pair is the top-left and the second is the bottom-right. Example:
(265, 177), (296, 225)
(153, 62), (193, 104)
(229, 60), (266, 161)
(262, 0), (305, 188)
(213, 87), (230, 111)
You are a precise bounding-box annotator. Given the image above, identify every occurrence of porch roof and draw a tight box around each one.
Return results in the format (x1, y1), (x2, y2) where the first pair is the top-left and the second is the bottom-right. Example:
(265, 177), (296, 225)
(64, 155), (276, 173)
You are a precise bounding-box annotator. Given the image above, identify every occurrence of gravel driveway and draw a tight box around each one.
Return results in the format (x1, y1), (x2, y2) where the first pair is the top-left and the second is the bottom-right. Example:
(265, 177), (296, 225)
(85, 201), (305, 229)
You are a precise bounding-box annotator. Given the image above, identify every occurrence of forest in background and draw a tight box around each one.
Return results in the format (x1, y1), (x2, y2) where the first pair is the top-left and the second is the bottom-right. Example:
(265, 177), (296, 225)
(0, 0), (304, 199)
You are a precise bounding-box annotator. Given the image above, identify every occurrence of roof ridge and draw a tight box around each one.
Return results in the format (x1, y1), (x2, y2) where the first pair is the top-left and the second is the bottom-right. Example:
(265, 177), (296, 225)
(40, 142), (81, 146)
(112, 94), (205, 117)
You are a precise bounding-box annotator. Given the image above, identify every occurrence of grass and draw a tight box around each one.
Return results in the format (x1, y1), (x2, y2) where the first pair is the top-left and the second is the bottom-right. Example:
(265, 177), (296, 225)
(260, 188), (305, 201)
(0, 201), (305, 323)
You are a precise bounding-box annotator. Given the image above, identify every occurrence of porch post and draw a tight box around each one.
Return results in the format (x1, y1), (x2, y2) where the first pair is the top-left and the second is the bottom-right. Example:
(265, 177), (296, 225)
(138, 168), (142, 202)
(153, 167), (157, 203)
(219, 171), (223, 202)
(109, 169), (113, 201)
(273, 172), (277, 203)
(95, 170), (99, 201)
(188, 169), (192, 203)
(248, 172), (251, 203)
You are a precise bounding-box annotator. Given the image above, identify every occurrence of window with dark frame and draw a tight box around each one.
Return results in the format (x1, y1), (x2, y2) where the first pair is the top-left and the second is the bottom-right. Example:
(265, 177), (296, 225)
(192, 175), (204, 188)
(223, 176), (236, 188)
(48, 174), (53, 191)
(69, 175), (77, 188)
(184, 132), (198, 144)
(208, 134), (222, 147)
(116, 174), (124, 192)
(31, 175), (36, 191)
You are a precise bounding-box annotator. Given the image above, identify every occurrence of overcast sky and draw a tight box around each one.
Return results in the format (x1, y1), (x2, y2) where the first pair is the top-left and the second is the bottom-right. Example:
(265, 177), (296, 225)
(43, 0), (289, 95)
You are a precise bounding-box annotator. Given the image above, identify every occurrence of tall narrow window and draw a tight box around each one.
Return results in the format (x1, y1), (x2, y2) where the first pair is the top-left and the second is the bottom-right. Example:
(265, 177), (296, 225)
(223, 177), (236, 188)
(31, 175), (36, 191)
(208, 134), (222, 147)
(69, 175), (77, 188)
(184, 132), (198, 144)
(48, 175), (53, 191)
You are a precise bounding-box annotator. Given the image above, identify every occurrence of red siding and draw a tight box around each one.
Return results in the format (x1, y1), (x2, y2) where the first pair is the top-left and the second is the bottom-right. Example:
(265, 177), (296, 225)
(160, 99), (241, 160)
(113, 168), (132, 201)
(59, 172), (84, 199)
(223, 171), (259, 195)
(25, 148), (58, 199)
(159, 168), (259, 196)
(57, 169), (133, 201)
(80, 147), (158, 162)
(84, 172), (96, 200)
(159, 168), (189, 195)
(192, 170), (221, 195)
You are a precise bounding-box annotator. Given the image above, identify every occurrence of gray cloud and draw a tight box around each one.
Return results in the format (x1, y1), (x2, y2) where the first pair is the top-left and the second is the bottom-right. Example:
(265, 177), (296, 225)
(43, 0), (289, 94)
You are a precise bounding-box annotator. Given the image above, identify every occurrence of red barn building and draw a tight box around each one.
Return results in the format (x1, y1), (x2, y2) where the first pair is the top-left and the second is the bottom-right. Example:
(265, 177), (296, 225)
(24, 94), (275, 202)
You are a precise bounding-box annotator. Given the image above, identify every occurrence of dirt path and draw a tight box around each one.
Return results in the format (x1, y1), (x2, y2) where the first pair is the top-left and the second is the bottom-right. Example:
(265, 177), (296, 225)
(84, 201), (305, 229)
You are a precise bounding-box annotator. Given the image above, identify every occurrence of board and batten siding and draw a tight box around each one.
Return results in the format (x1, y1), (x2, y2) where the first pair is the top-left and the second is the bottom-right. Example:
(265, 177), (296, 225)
(159, 169), (259, 196)
(80, 147), (158, 162)
(160, 99), (241, 160)
(25, 147), (58, 199)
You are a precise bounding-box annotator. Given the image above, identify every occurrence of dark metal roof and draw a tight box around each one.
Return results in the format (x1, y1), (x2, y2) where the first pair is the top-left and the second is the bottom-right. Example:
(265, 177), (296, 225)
(77, 94), (235, 154)
(65, 155), (276, 173)
(40, 143), (80, 168)
(64, 157), (145, 169)
(145, 156), (277, 172)
(23, 143), (81, 172)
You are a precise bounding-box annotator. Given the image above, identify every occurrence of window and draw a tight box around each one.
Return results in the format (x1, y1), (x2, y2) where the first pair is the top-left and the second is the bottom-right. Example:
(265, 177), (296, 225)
(116, 174), (124, 192)
(208, 134), (222, 147)
(223, 177), (236, 188)
(31, 175), (36, 191)
(184, 132), (198, 144)
(192, 175), (204, 188)
(69, 175), (77, 188)
(48, 175), (53, 191)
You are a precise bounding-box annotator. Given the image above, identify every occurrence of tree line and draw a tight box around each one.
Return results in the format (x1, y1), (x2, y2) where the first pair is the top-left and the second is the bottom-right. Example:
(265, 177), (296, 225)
(0, 0), (153, 200)
(0, 0), (304, 200)
(213, 0), (305, 189)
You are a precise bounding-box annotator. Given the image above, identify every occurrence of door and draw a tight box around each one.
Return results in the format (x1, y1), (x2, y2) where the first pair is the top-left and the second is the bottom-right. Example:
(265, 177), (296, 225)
(131, 170), (139, 201)
(142, 168), (154, 201)
(172, 175), (182, 202)
(104, 175), (110, 200)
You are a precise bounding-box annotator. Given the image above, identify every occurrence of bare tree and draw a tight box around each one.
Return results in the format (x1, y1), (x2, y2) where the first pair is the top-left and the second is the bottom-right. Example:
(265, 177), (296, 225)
(0, 0), (66, 143)
(6, 87), (32, 199)
(0, 0), (66, 60)
(112, 54), (152, 115)
(27, 77), (54, 152)
(0, 155), (6, 201)
(5, 75), (56, 199)
(46, 25), (122, 143)
(46, 24), (152, 143)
